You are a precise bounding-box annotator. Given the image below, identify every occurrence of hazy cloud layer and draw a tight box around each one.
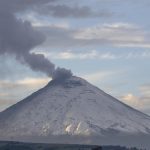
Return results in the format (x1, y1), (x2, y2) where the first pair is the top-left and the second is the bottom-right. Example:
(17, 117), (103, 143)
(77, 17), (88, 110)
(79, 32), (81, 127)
(0, 0), (112, 19)
(36, 23), (150, 50)
(0, 0), (54, 13)
(35, 4), (112, 18)
(42, 50), (150, 60)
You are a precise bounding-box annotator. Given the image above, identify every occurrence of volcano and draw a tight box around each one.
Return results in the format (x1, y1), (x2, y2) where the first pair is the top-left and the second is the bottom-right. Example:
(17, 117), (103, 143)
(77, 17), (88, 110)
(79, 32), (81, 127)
(0, 76), (150, 147)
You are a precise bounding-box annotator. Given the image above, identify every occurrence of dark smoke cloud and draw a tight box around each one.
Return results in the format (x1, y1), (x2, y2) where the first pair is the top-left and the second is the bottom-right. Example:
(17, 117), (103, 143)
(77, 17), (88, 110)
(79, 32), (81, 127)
(0, 0), (72, 80)
(52, 67), (72, 80)
(23, 53), (55, 77)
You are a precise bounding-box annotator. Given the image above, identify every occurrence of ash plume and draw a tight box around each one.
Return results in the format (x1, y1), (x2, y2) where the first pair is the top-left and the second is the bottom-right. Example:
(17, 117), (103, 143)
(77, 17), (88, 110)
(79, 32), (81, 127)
(0, 0), (72, 80)
(52, 67), (72, 80)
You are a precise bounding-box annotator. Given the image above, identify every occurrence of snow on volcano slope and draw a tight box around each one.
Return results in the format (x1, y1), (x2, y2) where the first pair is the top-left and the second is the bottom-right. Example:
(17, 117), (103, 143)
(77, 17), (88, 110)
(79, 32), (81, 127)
(0, 76), (150, 138)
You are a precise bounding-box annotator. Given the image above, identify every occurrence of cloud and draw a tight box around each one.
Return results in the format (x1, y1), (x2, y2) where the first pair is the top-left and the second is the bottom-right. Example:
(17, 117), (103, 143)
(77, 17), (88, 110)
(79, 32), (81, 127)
(46, 50), (117, 60)
(37, 23), (150, 50)
(0, 0), (54, 13)
(74, 23), (150, 48)
(121, 93), (150, 114)
(35, 4), (112, 18)
(0, 93), (9, 97)
(120, 84), (150, 115)
(0, 0), (114, 20)
(121, 94), (144, 109)
(139, 84), (150, 96)
(36, 50), (150, 60)
(17, 77), (50, 87)
(125, 51), (150, 59)
(0, 78), (50, 90)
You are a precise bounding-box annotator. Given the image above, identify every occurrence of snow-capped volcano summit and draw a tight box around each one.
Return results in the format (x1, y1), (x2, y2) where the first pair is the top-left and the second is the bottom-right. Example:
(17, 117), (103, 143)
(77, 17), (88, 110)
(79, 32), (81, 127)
(0, 76), (150, 139)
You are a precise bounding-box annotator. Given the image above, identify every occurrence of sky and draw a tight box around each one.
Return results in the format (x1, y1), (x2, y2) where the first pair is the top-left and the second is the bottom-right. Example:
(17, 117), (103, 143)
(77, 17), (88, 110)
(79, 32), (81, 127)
(0, 0), (150, 115)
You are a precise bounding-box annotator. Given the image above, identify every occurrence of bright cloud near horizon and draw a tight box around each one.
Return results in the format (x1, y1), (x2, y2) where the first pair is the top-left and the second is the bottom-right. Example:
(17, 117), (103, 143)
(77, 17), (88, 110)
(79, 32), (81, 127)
(0, 0), (150, 115)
